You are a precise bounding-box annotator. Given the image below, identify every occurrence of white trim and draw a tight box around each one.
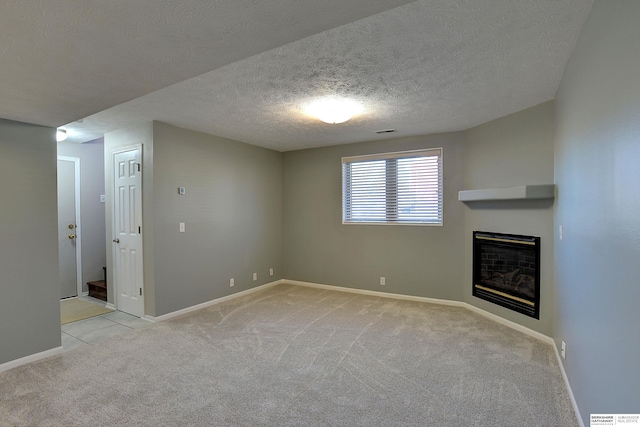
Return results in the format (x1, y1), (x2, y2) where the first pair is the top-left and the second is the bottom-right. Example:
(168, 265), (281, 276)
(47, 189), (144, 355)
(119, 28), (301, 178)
(462, 303), (553, 345)
(96, 277), (583, 424)
(4, 276), (582, 427)
(110, 278), (560, 378)
(57, 156), (83, 298)
(287, 280), (552, 344)
(145, 280), (283, 322)
(286, 280), (584, 424)
(288, 279), (466, 307)
(342, 148), (444, 226)
(105, 302), (116, 310)
(111, 143), (143, 156)
(553, 341), (585, 427)
(342, 147), (443, 163)
(0, 347), (63, 373)
(110, 144), (144, 317)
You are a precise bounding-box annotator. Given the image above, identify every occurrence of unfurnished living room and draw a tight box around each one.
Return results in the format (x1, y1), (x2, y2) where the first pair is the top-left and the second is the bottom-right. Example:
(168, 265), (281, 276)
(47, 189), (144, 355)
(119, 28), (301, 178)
(0, 1), (638, 426)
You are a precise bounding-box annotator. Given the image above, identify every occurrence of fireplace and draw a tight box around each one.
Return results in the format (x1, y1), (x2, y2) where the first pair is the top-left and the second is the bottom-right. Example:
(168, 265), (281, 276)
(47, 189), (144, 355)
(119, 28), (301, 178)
(472, 231), (540, 319)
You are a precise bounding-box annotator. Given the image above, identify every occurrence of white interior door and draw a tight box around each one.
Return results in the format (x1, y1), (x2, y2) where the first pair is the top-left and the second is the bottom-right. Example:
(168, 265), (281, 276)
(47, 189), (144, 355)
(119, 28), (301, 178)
(112, 146), (144, 317)
(57, 157), (81, 299)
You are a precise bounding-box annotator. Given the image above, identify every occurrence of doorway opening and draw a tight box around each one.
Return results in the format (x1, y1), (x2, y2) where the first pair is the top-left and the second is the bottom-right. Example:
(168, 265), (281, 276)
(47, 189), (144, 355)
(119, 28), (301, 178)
(57, 137), (109, 334)
(57, 156), (82, 300)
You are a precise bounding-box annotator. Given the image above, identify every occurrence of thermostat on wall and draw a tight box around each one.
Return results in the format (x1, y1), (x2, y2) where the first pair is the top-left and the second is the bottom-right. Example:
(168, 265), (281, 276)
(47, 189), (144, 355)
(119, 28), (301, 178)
(178, 186), (186, 195)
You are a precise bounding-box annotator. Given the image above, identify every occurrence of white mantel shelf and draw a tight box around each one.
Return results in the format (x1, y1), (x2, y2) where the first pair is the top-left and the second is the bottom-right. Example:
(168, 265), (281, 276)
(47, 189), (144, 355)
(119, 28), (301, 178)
(458, 185), (555, 202)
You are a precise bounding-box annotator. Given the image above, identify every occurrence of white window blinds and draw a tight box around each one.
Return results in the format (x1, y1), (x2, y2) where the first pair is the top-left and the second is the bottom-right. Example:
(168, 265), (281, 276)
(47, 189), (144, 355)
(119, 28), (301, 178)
(342, 148), (443, 225)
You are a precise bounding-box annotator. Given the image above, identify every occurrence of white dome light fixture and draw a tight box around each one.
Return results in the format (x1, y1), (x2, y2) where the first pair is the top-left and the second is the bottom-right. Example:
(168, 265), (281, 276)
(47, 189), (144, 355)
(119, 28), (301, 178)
(56, 129), (68, 142)
(305, 97), (362, 124)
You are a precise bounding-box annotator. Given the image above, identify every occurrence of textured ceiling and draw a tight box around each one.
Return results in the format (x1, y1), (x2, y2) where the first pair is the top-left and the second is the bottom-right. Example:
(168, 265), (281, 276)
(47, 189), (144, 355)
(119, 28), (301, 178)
(0, 0), (414, 126)
(2, 0), (593, 151)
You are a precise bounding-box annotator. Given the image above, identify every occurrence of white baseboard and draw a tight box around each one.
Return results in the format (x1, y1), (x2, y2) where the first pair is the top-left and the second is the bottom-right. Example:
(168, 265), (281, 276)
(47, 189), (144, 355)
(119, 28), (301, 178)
(109, 278), (552, 346)
(0, 346), (63, 374)
(145, 280), (284, 322)
(553, 341), (585, 427)
(287, 279), (467, 307)
(285, 279), (585, 424)
(142, 278), (554, 346)
(76, 277), (585, 425)
(462, 303), (554, 345)
(288, 279), (552, 343)
(1, 277), (582, 427)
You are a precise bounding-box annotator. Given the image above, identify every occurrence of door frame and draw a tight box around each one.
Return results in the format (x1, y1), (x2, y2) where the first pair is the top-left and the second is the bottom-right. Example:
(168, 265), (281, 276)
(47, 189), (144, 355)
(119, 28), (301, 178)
(110, 144), (144, 316)
(57, 156), (83, 298)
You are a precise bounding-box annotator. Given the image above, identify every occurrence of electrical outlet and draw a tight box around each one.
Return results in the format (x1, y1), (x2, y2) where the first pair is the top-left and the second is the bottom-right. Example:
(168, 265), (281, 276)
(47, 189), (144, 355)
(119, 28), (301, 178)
(253, 272), (257, 281)
(269, 268), (274, 276)
(561, 341), (566, 359)
(559, 225), (563, 241)
(230, 278), (234, 287)
(179, 222), (185, 233)
(380, 276), (386, 286)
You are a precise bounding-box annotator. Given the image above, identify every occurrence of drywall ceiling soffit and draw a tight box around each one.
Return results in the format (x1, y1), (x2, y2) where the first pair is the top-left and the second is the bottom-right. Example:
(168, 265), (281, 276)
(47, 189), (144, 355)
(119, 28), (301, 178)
(0, 0), (416, 127)
(3, 1), (594, 151)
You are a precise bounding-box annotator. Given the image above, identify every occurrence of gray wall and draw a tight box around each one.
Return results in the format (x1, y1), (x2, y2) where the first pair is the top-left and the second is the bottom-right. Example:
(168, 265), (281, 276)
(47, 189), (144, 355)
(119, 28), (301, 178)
(105, 121), (283, 317)
(7, 4), (639, 421)
(0, 118), (60, 364)
(151, 122), (283, 315)
(554, 0), (640, 422)
(57, 138), (106, 290)
(283, 133), (466, 300)
(282, 104), (556, 335)
(463, 102), (556, 336)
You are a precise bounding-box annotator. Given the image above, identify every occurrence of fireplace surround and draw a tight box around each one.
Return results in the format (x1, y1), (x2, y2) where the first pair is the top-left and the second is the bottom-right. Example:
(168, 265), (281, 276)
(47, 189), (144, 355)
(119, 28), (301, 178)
(472, 231), (540, 319)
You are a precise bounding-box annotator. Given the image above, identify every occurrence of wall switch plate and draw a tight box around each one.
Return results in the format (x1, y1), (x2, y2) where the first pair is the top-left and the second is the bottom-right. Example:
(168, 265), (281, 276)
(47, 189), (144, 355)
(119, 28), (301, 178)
(269, 268), (274, 276)
(100, 194), (106, 203)
(253, 272), (257, 281)
(179, 222), (185, 233)
(178, 186), (186, 195)
(230, 278), (234, 287)
(380, 277), (386, 286)
(559, 225), (563, 240)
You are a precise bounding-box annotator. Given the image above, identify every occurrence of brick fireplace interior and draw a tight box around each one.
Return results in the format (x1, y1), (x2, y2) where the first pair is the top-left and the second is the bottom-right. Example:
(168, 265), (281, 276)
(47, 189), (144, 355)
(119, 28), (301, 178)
(472, 231), (541, 319)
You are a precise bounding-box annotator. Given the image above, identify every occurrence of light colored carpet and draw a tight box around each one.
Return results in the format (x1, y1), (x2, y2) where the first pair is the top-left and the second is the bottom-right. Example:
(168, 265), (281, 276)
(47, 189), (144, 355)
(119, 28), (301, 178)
(2, 284), (577, 426)
(60, 298), (113, 325)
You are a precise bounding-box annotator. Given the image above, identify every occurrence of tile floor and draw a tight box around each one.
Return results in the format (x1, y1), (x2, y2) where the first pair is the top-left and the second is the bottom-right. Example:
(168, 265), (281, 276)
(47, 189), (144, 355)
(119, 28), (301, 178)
(61, 298), (152, 352)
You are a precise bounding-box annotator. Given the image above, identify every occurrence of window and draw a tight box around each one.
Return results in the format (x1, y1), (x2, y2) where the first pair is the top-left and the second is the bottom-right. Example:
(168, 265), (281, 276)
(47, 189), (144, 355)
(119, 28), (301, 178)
(342, 148), (443, 225)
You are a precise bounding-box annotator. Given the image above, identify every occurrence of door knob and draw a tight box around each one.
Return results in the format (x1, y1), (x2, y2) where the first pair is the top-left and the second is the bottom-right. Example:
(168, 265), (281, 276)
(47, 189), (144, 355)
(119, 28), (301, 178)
(68, 234), (76, 239)
(113, 238), (120, 243)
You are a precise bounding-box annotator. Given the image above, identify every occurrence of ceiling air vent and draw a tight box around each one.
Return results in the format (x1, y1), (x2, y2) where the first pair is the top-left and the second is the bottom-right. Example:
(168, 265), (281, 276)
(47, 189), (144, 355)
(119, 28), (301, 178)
(375, 129), (396, 134)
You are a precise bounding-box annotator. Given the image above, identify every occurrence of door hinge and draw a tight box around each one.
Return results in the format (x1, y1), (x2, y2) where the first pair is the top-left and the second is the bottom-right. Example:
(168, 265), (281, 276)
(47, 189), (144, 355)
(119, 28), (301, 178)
(136, 163), (141, 172)
(138, 226), (141, 233)
(139, 288), (142, 296)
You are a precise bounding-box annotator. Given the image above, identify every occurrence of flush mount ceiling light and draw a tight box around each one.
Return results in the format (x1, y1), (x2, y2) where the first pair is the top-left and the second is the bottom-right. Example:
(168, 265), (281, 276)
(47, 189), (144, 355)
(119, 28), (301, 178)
(304, 97), (362, 124)
(56, 129), (68, 142)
